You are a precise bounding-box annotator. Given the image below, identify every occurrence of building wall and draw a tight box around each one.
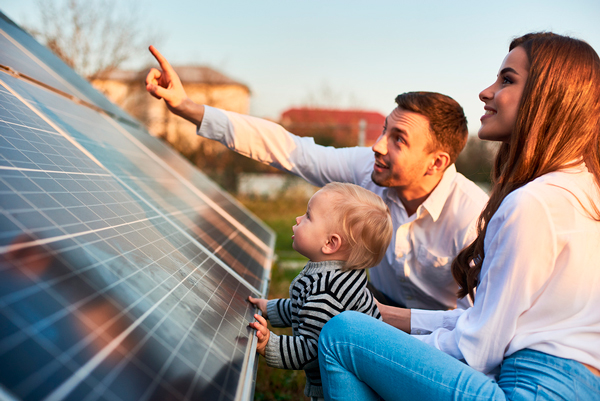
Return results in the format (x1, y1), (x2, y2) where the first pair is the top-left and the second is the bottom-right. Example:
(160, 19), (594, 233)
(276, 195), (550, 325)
(91, 74), (250, 157)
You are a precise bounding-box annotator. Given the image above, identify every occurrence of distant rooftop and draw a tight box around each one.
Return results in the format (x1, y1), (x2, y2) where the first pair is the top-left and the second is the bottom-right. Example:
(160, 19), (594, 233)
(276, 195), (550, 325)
(281, 108), (384, 125)
(281, 107), (386, 146)
(95, 66), (249, 90)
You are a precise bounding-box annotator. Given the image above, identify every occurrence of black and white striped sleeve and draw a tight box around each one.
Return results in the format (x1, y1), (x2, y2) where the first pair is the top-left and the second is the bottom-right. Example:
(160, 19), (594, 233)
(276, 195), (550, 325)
(266, 298), (293, 327)
(264, 292), (345, 370)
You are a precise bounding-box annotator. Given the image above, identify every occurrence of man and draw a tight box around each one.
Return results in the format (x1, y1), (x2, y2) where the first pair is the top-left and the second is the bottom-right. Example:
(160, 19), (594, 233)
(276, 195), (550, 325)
(145, 46), (488, 310)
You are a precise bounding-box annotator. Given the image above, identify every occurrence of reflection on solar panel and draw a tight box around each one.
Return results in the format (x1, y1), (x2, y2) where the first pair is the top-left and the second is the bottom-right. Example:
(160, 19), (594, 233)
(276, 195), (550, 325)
(0, 11), (274, 401)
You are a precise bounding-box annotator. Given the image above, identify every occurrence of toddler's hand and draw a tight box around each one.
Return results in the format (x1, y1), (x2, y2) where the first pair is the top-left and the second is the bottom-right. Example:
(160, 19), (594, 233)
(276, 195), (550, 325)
(249, 314), (270, 356)
(248, 296), (268, 317)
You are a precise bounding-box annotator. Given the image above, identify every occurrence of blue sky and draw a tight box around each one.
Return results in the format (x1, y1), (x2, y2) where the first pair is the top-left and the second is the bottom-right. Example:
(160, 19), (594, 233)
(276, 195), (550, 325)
(2, 0), (600, 134)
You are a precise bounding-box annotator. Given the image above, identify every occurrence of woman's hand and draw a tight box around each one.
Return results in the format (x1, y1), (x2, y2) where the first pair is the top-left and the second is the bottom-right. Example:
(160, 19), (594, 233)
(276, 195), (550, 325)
(375, 298), (411, 333)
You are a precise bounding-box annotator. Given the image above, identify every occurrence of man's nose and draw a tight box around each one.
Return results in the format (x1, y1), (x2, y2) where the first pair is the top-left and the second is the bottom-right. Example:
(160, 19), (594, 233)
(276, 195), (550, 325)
(372, 134), (387, 155)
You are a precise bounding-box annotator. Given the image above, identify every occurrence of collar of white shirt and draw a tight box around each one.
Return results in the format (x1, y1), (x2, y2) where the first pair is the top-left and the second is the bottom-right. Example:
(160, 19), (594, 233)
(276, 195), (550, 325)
(382, 164), (458, 222)
(421, 164), (457, 222)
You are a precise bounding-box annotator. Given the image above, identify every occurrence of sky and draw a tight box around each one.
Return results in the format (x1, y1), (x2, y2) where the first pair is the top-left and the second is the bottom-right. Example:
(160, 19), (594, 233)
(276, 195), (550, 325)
(2, 0), (600, 135)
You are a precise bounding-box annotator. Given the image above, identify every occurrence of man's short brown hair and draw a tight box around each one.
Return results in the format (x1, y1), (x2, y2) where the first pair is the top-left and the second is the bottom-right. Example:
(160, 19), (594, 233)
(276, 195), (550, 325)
(395, 92), (468, 165)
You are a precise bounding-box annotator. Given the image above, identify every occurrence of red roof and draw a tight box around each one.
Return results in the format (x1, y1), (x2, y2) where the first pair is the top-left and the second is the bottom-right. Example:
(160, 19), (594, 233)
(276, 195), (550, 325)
(280, 108), (385, 147)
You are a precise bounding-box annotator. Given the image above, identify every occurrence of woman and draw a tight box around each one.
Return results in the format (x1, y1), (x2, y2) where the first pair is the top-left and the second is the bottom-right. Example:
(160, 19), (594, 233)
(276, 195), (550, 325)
(317, 32), (600, 400)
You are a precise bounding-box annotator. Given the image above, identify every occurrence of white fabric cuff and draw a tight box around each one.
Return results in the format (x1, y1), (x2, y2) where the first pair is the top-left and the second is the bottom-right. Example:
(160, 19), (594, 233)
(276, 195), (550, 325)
(410, 308), (465, 335)
(196, 105), (232, 143)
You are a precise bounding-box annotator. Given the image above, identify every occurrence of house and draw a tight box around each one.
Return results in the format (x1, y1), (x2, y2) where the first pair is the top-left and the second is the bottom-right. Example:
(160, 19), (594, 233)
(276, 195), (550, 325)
(280, 108), (385, 147)
(91, 66), (250, 154)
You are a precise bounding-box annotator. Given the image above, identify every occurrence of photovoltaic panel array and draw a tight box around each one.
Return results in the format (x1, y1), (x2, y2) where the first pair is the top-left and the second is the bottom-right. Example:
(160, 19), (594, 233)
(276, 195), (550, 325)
(0, 11), (274, 401)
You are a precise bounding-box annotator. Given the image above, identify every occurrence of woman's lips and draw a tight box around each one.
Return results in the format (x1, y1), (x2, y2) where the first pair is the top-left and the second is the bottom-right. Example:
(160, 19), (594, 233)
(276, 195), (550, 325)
(480, 108), (497, 121)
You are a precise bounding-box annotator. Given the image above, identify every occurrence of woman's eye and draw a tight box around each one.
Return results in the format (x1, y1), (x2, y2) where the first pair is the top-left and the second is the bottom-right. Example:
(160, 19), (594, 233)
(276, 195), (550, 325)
(502, 76), (513, 85)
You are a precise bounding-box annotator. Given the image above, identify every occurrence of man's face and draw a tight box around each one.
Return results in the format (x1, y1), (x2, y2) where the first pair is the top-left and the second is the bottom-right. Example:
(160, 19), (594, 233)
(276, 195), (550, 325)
(371, 108), (436, 190)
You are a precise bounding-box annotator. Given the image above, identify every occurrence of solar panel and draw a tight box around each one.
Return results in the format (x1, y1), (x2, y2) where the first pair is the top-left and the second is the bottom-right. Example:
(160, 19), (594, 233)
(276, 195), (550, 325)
(0, 13), (137, 126)
(0, 11), (273, 401)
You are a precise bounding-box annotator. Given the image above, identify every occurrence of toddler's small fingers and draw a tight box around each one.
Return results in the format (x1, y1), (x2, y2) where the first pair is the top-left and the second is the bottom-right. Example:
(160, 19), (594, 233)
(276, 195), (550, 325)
(254, 314), (267, 326)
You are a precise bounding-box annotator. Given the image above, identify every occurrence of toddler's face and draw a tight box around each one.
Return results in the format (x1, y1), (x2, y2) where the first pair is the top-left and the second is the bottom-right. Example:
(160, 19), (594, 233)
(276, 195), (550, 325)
(292, 190), (335, 261)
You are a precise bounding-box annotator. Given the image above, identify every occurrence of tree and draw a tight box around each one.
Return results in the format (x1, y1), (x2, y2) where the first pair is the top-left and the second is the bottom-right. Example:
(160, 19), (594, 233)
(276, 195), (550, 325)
(455, 136), (499, 185)
(25, 0), (159, 80)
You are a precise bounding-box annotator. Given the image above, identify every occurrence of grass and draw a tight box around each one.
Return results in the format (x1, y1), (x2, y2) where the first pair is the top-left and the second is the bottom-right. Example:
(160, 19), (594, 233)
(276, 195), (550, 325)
(238, 191), (314, 401)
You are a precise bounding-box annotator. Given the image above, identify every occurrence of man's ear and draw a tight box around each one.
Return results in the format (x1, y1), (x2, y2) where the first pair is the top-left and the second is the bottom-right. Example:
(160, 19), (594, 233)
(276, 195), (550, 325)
(426, 151), (451, 175)
(322, 234), (343, 255)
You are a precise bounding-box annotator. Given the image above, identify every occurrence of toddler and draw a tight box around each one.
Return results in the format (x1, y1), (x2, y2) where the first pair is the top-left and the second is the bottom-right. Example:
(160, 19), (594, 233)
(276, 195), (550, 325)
(248, 182), (393, 401)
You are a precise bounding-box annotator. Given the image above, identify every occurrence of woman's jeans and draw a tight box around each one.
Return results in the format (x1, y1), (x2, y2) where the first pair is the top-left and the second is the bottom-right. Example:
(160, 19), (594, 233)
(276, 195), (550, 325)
(318, 311), (600, 400)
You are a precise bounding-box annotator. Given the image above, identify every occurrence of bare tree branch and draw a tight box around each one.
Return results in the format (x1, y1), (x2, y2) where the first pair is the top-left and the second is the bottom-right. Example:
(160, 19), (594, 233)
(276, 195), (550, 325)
(25, 0), (162, 80)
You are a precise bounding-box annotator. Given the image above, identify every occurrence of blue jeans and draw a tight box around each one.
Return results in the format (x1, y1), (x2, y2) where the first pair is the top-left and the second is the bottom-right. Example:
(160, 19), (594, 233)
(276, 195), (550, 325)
(318, 311), (600, 400)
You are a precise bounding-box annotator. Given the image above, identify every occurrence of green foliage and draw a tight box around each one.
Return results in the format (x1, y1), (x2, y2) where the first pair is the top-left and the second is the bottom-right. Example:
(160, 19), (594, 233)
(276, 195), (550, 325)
(238, 192), (311, 254)
(455, 136), (499, 185)
(192, 145), (279, 194)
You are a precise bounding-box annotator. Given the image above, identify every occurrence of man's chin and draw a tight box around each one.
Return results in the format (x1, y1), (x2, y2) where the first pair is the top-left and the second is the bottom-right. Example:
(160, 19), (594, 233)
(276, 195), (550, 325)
(371, 171), (391, 187)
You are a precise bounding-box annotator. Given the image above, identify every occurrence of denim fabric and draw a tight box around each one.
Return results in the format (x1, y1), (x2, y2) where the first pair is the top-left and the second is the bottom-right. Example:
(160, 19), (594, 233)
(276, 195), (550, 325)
(499, 349), (600, 400)
(318, 311), (600, 401)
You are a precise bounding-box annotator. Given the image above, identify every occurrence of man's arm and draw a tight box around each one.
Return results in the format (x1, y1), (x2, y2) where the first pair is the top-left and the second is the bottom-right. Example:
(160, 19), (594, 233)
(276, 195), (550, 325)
(201, 108), (374, 187)
(145, 46), (373, 187)
(145, 46), (206, 126)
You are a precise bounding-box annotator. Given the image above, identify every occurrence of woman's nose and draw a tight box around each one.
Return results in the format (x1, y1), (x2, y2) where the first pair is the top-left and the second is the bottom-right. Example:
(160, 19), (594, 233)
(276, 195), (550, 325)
(479, 84), (494, 102)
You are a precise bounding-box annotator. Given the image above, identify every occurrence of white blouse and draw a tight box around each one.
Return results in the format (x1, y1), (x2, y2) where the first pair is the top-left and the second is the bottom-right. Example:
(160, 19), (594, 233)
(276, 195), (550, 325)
(411, 165), (600, 375)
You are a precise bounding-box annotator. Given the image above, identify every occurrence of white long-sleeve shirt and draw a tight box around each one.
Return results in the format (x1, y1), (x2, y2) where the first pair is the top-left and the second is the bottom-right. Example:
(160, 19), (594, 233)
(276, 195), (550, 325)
(411, 165), (600, 374)
(198, 106), (489, 310)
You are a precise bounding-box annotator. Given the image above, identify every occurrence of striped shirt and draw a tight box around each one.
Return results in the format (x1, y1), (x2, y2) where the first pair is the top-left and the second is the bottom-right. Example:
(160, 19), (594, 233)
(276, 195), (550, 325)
(265, 260), (381, 398)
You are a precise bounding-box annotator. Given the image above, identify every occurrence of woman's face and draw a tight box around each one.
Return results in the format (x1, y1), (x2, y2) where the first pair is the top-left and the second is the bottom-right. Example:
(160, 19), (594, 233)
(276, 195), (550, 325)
(478, 46), (530, 142)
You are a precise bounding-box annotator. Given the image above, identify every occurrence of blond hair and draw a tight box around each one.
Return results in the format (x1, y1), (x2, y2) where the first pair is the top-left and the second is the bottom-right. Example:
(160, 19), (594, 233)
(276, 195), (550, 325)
(321, 182), (393, 270)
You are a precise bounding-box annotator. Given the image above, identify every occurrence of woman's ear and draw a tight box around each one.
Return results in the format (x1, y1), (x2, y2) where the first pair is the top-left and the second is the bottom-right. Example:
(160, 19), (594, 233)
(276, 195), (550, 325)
(322, 233), (343, 255)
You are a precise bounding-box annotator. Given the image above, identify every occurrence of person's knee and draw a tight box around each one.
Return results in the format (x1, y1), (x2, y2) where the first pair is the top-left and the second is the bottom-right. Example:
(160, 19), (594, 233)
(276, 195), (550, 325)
(327, 310), (362, 332)
(320, 311), (366, 349)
